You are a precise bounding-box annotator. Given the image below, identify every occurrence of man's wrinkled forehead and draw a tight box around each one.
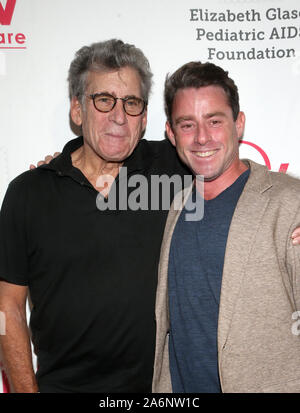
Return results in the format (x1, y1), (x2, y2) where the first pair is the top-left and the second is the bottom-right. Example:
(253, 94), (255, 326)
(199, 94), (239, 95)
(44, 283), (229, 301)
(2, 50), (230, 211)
(84, 68), (142, 95)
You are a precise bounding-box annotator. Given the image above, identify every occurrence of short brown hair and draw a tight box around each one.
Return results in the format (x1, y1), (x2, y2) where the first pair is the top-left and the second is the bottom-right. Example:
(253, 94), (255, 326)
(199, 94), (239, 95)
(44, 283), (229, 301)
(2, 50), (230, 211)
(164, 61), (240, 124)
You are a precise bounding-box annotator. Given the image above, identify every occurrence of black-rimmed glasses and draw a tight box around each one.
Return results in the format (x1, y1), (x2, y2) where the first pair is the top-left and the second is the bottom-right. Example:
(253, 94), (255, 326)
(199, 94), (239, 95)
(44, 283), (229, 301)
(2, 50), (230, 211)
(88, 93), (146, 116)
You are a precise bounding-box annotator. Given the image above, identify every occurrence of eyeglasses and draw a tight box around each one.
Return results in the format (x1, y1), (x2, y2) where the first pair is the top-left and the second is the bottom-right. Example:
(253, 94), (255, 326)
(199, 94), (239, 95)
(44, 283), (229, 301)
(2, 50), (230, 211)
(88, 93), (147, 116)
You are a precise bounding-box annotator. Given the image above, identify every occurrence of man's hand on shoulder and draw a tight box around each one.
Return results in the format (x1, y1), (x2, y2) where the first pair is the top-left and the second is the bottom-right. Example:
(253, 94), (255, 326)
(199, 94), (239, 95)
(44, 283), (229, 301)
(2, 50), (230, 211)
(29, 152), (61, 170)
(292, 227), (300, 245)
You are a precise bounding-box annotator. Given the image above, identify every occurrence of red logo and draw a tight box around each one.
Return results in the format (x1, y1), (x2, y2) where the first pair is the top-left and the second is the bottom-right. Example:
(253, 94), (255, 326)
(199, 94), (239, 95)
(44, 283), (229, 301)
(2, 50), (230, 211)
(0, 0), (26, 49)
(0, 362), (10, 393)
(240, 140), (289, 173)
(0, 0), (16, 26)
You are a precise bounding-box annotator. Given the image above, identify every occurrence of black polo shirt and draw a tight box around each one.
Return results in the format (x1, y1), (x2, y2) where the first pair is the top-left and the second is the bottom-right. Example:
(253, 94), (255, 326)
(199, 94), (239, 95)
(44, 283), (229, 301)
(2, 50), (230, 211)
(0, 136), (191, 393)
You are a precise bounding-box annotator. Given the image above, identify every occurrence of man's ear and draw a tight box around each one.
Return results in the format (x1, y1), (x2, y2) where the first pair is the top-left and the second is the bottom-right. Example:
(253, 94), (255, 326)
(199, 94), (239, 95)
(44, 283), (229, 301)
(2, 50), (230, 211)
(165, 121), (176, 147)
(235, 111), (245, 138)
(70, 97), (83, 126)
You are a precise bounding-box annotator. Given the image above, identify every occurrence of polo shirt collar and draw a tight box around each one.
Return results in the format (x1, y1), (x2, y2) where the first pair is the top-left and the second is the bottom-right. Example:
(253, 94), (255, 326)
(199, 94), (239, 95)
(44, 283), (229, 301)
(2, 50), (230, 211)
(40, 136), (155, 178)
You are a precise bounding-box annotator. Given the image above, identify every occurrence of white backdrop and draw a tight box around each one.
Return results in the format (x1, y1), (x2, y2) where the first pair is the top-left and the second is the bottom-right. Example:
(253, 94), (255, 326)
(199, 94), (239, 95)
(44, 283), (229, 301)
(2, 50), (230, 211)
(0, 0), (300, 392)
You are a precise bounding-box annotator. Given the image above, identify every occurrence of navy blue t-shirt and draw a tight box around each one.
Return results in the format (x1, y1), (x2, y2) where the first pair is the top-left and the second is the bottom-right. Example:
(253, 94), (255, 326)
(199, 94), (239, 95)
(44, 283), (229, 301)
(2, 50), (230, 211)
(168, 169), (249, 392)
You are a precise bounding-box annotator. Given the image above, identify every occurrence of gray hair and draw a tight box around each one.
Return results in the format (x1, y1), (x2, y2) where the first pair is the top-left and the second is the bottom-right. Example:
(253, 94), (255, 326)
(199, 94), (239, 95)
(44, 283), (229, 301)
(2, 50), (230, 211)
(68, 39), (153, 103)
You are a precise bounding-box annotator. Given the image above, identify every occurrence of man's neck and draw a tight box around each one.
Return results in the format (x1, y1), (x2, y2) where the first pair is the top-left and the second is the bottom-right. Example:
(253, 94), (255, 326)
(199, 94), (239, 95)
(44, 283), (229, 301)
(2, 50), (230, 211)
(196, 160), (249, 201)
(71, 143), (123, 193)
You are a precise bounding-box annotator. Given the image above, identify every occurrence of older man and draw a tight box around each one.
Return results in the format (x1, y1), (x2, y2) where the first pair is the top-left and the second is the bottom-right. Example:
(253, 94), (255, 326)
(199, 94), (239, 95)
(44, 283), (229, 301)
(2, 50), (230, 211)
(0, 39), (190, 393)
(153, 61), (300, 393)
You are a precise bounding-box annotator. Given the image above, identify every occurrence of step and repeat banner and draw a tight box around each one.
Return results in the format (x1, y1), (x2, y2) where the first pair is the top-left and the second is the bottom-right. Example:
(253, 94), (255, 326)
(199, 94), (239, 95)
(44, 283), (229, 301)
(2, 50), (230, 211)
(0, 0), (300, 392)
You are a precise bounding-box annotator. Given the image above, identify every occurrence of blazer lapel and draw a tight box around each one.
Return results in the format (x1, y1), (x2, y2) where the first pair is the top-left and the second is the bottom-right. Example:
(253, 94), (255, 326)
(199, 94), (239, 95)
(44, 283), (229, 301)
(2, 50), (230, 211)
(156, 185), (194, 327)
(217, 160), (272, 356)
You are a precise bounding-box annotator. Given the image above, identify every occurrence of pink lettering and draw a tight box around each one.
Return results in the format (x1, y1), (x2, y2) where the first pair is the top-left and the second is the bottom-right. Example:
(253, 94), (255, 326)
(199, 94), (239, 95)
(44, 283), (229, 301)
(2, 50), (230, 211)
(0, 31), (26, 46)
(0, 0), (17, 26)
(278, 163), (289, 173)
(15, 32), (25, 43)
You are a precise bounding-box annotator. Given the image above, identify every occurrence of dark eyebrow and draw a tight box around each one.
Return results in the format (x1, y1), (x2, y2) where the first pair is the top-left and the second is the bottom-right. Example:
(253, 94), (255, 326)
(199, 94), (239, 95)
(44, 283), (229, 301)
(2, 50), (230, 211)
(204, 112), (226, 118)
(175, 116), (194, 125)
(91, 92), (142, 100)
(123, 95), (142, 100)
(174, 112), (227, 125)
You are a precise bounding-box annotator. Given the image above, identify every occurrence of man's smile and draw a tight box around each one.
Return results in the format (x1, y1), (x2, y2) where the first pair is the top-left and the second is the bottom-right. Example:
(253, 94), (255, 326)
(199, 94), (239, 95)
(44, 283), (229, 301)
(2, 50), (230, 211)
(192, 150), (218, 158)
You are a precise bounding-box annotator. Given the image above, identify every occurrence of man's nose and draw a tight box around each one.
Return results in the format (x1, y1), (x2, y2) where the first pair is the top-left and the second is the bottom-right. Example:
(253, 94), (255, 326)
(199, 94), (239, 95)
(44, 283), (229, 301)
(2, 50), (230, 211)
(108, 100), (127, 125)
(194, 126), (211, 145)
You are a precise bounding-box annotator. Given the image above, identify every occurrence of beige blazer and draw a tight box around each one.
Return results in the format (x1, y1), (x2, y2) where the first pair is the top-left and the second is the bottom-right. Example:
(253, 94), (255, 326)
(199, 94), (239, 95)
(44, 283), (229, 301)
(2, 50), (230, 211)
(152, 160), (300, 393)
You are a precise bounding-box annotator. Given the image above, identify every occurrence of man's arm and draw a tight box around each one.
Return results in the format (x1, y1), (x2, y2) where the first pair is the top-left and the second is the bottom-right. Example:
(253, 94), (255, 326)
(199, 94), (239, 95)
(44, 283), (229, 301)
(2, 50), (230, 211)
(0, 281), (38, 393)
